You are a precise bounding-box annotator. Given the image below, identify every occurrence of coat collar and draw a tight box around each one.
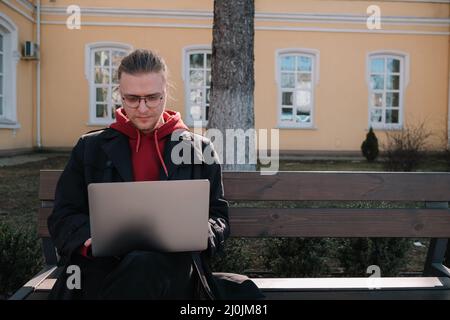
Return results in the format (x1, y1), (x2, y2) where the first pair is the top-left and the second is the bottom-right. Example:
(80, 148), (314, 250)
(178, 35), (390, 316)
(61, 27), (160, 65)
(160, 129), (205, 180)
(100, 129), (133, 182)
(99, 128), (204, 181)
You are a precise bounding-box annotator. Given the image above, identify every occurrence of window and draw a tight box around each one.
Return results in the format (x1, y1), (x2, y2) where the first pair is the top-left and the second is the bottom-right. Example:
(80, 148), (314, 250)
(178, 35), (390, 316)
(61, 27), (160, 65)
(0, 13), (19, 128)
(85, 43), (132, 125)
(368, 52), (408, 129)
(183, 46), (211, 126)
(276, 49), (319, 128)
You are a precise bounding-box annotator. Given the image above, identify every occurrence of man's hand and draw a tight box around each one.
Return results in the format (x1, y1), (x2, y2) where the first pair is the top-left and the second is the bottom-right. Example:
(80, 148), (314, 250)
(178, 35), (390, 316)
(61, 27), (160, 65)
(79, 238), (93, 259)
(84, 238), (92, 247)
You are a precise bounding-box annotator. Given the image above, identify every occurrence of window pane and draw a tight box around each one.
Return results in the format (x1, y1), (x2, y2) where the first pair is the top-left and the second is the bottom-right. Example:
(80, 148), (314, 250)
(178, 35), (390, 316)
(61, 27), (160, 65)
(296, 90), (311, 107)
(95, 51), (110, 67)
(111, 107), (116, 120)
(206, 71), (211, 86)
(297, 73), (311, 89)
(94, 67), (110, 84)
(386, 109), (399, 124)
(387, 58), (400, 73)
(387, 75), (400, 90)
(111, 50), (127, 67)
(370, 109), (382, 123)
(281, 73), (295, 88)
(190, 105), (202, 121)
(111, 86), (121, 106)
(96, 104), (108, 118)
(190, 89), (203, 105)
(0, 96), (3, 116)
(386, 92), (399, 107)
(371, 92), (383, 107)
(371, 58), (384, 74)
(96, 87), (108, 102)
(0, 34), (3, 52)
(206, 54), (211, 69)
(282, 92), (293, 106)
(297, 56), (312, 72)
(0, 55), (3, 73)
(189, 70), (203, 87)
(205, 105), (209, 121)
(0, 75), (2, 95)
(190, 53), (204, 69)
(281, 56), (295, 71)
(281, 107), (293, 121)
(112, 67), (119, 84)
(296, 109), (311, 123)
(370, 75), (384, 90)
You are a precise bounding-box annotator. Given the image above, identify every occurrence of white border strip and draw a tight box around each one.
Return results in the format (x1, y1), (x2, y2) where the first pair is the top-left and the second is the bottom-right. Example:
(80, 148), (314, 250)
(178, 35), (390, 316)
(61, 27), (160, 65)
(40, 20), (450, 35)
(38, 6), (450, 27)
(1, 0), (35, 22)
(16, 0), (34, 12)
(257, 25), (450, 35)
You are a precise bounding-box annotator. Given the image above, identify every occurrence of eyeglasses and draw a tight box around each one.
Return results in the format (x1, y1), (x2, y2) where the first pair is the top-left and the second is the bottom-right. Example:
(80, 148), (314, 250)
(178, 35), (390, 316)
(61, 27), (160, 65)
(121, 93), (165, 109)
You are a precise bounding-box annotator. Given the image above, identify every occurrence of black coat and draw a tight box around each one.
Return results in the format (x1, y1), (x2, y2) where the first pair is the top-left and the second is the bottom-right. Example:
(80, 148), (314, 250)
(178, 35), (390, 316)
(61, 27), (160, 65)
(48, 128), (262, 300)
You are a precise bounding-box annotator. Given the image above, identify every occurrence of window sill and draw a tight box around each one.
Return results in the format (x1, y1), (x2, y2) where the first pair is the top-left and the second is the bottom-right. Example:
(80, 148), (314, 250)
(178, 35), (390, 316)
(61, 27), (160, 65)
(277, 124), (318, 130)
(0, 120), (21, 129)
(185, 119), (208, 129)
(86, 121), (112, 127)
(367, 125), (403, 131)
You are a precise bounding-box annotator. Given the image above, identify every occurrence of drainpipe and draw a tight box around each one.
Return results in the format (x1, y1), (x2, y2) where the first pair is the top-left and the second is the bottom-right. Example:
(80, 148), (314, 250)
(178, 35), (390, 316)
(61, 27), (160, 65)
(36, 0), (41, 149)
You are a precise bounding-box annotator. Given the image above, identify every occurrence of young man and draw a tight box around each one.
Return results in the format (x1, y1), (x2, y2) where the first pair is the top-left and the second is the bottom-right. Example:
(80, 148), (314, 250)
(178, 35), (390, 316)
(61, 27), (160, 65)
(48, 49), (262, 300)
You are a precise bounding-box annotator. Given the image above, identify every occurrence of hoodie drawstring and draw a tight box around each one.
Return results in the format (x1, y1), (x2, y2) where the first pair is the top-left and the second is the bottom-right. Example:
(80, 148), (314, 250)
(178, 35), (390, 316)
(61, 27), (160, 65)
(135, 128), (168, 178)
(135, 128), (141, 153)
(154, 129), (169, 178)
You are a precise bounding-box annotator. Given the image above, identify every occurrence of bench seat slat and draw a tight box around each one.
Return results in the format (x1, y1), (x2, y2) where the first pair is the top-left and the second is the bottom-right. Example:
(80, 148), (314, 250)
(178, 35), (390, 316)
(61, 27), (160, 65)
(251, 277), (450, 290)
(260, 289), (450, 300)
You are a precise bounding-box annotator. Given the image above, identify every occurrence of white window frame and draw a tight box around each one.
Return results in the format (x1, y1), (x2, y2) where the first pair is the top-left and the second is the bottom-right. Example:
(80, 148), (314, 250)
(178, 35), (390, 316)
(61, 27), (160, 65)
(85, 42), (133, 126)
(182, 45), (211, 127)
(366, 50), (410, 130)
(0, 13), (20, 129)
(275, 48), (320, 129)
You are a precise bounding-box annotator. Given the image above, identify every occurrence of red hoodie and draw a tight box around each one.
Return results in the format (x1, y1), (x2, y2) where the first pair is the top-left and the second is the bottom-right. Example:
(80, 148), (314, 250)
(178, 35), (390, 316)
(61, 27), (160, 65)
(110, 107), (189, 181)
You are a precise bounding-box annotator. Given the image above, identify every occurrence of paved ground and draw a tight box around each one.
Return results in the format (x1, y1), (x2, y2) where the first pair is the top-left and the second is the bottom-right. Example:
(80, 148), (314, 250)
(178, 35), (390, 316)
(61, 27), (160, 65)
(0, 153), (68, 167)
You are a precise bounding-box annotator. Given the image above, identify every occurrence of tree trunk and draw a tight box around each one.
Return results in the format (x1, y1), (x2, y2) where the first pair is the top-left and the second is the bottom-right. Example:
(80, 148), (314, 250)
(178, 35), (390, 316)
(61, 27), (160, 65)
(208, 0), (255, 171)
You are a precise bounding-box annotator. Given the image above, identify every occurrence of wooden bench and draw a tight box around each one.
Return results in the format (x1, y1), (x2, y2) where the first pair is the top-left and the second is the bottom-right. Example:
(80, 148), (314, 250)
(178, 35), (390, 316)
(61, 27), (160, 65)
(10, 170), (450, 300)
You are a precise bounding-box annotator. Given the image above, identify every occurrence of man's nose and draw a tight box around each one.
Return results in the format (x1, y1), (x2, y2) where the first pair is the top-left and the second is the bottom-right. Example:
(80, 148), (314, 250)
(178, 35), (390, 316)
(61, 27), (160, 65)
(137, 98), (147, 112)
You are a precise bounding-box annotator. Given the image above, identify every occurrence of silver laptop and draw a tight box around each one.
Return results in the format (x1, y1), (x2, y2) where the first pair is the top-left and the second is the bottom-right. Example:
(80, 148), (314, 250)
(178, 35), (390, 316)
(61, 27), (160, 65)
(87, 180), (210, 257)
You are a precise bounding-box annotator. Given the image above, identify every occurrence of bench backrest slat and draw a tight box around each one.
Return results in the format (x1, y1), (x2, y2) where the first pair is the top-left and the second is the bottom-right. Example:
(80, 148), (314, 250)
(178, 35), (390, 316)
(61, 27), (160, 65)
(38, 206), (450, 238)
(38, 170), (450, 239)
(223, 172), (450, 201)
(40, 170), (450, 202)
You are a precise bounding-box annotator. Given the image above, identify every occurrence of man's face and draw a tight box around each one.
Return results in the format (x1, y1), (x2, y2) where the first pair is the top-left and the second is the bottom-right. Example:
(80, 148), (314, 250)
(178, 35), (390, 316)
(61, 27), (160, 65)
(119, 72), (167, 134)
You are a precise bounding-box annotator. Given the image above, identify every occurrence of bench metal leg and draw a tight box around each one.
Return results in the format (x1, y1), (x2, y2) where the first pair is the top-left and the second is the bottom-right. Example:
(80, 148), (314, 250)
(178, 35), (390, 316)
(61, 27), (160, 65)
(42, 237), (58, 265)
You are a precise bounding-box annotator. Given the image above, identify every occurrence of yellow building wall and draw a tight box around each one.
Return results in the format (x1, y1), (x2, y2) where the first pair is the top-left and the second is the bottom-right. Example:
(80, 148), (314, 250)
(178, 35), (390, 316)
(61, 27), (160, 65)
(0, 1), (35, 151)
(3, 0), (450, 152)
(255, 31), (449, 151)
(39, 24), (213, 147)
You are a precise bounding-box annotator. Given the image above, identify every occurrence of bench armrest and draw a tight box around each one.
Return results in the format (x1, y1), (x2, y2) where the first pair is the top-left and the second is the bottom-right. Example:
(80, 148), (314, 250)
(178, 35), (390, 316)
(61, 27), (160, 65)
(9, 265), (58, 300)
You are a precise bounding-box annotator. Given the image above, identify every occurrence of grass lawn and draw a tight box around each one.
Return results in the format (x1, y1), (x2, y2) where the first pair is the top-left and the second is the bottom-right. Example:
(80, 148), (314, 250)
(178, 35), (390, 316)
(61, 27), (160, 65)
(0, 155), (70, 228)
(0, 152), (448, 280)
